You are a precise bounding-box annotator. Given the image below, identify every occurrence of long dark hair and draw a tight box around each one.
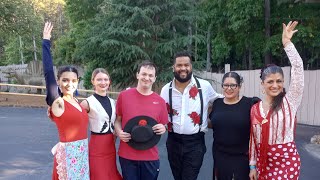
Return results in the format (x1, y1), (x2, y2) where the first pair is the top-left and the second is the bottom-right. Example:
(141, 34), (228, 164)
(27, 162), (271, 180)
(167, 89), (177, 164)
(260, 64), (285, 112)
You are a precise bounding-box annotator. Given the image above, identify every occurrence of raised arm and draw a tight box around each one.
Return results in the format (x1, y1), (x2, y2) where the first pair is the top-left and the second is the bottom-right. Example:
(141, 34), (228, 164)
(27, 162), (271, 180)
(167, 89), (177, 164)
(282, 21), (304, 113)
(42, 22), (60, 106)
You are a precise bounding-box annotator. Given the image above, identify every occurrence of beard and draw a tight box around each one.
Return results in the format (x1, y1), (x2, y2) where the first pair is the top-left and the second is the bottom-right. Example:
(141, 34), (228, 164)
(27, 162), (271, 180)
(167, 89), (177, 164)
(173, 71), (192, 83)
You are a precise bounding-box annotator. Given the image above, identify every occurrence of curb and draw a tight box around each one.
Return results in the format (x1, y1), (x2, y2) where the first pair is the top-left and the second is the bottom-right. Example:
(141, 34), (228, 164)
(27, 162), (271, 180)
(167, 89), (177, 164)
(0, 104), (46, 108)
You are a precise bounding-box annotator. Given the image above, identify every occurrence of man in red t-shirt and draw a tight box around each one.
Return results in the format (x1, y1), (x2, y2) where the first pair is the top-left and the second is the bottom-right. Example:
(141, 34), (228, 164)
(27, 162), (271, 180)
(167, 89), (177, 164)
(115, 61), (168, 180)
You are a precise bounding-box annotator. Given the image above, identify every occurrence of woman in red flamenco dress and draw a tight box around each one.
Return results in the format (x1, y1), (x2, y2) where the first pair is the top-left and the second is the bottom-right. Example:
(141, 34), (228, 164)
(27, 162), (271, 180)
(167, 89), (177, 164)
(42, 22), (90, 180)
(249, 21), (304, 180)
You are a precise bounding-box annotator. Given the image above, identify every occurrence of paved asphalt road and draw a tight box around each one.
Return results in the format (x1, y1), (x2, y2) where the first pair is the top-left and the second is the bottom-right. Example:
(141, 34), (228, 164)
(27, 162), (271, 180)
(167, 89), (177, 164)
(0, 107), (319, 180)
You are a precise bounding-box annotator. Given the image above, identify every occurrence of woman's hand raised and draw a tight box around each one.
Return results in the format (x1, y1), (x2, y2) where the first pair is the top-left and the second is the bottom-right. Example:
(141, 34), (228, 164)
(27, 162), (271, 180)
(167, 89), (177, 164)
(282, 21), (298, 47)
(43, 22), (53, 40)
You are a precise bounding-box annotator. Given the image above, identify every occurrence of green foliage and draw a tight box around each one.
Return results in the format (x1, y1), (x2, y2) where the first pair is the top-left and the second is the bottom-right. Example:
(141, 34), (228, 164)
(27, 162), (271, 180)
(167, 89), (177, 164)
(16, 0), (317, 89)
(74, 0), (203, 88)
(0, 0), (38, 36)
(0, 0), (68, 65)
(198, 0), (320, 70)
(0, 0), (41, 64)
(53, 0), (106, 66)
(4, 36), (41, 64)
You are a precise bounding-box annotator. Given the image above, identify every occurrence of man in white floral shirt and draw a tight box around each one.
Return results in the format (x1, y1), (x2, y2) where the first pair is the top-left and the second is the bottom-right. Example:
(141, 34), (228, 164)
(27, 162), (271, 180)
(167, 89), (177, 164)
(160, 51), (222, 180)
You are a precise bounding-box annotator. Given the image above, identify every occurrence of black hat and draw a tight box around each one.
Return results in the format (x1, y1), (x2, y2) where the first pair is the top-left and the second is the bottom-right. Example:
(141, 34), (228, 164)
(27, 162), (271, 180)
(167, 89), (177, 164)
(123, 116), (161, 150)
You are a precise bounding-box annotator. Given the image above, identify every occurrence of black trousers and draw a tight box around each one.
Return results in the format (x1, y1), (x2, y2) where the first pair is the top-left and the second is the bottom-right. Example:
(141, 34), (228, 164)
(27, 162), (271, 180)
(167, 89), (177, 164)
(166, 132), (206, 180)
(213, 148), (250, 180)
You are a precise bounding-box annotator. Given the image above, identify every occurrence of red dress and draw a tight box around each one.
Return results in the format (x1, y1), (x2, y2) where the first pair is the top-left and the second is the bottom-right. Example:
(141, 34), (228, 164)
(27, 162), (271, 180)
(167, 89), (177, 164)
(51, 100), (89, 180)
(249, 42), (304, 180)
(250, 102), (301, 180)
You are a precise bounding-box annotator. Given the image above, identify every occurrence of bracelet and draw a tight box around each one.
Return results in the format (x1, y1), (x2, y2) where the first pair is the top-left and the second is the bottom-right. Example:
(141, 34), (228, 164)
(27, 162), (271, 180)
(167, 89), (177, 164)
(249, 165), (256, 170)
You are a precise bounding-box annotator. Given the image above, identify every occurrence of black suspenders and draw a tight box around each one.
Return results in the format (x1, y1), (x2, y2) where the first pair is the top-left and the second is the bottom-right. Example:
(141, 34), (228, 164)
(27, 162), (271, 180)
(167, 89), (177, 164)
(168, 77), (203, 133)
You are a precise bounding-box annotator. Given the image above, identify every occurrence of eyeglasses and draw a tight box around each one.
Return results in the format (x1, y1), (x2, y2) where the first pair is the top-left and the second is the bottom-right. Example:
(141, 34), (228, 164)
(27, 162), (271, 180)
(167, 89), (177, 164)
(222, 84), (238, 89)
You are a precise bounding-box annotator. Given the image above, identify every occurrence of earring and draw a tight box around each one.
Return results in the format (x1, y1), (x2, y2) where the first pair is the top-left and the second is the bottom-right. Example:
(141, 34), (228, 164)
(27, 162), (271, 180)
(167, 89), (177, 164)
(262, 89), (265, 94)
(75, 89), (79, 96)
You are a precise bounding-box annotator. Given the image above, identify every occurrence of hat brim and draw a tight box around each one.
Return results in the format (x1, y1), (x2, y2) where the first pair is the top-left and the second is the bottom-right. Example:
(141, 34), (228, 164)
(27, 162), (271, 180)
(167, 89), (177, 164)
(124, 115), (161, 150)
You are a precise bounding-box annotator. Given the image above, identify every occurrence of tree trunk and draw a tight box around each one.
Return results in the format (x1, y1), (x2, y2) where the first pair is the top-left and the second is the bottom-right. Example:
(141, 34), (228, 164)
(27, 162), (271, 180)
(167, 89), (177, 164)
(173, 25), (177, 49)
(206, 24), (212, 72)
(195, 21), (198, 62)
(242, 53), (247, 69)
(19, 36), (24, 64)
(33, 35), (37, 61)
(58, 4), (64, 35)
(188, 23), (192, 52)
(264, 0), (271, 65)
(248, 46), (252, 70)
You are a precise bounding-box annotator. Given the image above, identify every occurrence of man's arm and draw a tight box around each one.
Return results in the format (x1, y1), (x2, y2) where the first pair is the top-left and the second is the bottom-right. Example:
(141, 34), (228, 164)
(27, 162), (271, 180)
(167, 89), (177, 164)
(205, 81), (223, 103)
(114, 116), (131, 142)
(152, 99), (169, 135)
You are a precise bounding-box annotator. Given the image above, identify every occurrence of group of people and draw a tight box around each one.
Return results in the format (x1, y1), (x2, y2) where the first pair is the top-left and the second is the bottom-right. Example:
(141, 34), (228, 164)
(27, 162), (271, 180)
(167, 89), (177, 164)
(43, 20), (304, 180)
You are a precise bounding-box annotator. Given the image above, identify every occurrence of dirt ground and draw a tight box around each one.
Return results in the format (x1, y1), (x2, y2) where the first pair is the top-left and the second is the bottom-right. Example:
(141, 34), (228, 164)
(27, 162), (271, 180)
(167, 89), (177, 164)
(0, 94), (47, 108)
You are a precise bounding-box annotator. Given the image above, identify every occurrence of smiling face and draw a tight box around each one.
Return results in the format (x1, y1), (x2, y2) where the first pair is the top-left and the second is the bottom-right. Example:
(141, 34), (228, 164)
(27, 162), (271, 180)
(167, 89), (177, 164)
(222, 77), (241, 100)
(136, 66), (156, 90)
(58, 72), (79, 96)
(173, 56), (193, 83)
(92, 72), (110, 93)
(261, 73), (284, 98)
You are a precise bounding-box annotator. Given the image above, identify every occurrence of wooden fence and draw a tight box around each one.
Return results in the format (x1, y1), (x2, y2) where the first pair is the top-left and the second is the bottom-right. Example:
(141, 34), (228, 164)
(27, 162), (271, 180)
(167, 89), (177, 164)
(0, 83), (119, 100)
(1, 63), (319, 126)
(197, 67), (320, 126)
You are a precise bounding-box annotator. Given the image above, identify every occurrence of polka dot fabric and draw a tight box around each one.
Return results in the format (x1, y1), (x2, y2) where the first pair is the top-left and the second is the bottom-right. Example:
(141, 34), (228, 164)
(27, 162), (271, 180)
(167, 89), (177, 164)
(257, 142), (300, 180)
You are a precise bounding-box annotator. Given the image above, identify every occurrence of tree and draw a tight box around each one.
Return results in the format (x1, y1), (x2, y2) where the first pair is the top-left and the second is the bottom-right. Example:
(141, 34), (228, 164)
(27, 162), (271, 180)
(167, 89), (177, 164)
(0, 0), (69, 65)
(53, 0), (105, 65)
(0, 0), (42, 65)
(198, 0), (320, 71)
(76, 0), (203, 89)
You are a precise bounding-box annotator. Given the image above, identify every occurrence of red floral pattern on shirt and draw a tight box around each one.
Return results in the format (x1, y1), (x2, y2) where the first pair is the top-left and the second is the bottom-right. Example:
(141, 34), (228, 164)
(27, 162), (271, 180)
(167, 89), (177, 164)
(188, 112), (201, 126)
(189, 85), (198, 99)
(166, 103), (179, 115)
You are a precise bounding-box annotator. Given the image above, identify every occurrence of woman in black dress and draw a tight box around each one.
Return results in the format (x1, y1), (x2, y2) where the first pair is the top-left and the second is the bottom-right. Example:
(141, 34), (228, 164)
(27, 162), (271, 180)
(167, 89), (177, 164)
(209, 72), (259, 180)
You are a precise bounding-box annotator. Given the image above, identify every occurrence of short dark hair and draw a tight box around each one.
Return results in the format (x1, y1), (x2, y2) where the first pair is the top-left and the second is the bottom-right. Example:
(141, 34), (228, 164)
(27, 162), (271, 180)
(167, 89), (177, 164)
(173, 51), (193, 64)
(222, 72), (243, 86)
(57, 66), (79, 80)
(137, 60), (157, 76)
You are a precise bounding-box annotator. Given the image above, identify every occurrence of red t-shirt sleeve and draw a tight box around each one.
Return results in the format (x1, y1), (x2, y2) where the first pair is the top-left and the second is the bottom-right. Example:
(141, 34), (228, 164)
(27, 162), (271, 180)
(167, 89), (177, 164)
(159, 99), (169, 125)
(116, 92), (123, 116)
